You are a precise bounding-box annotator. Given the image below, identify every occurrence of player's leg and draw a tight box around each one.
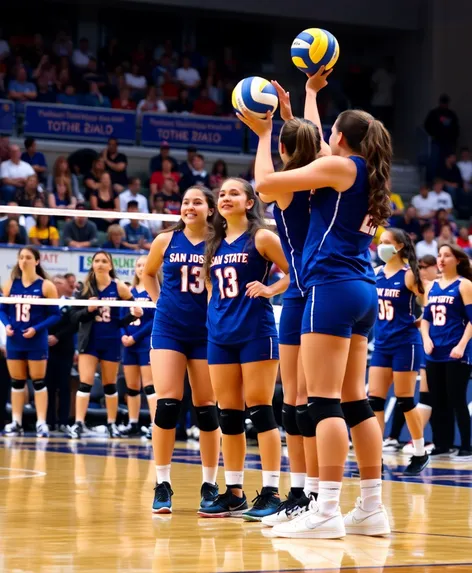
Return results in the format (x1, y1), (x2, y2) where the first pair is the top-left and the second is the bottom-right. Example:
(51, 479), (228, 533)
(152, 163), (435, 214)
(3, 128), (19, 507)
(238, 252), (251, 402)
(28, 358), (48, 437)
(187, 348), (220, 509)
(445, 361), (472, 455)
(69, 353), (98, 439)
(100, 359), (120, 436)
(367, 361), (392, 435)
(4, 359), (27, 435)
(150, 342), (187, 513)
(425, 361), (452, 453)
(418, 368), (432, 431)
(122, 364), (142, 436)
(140, 363), (156, 427)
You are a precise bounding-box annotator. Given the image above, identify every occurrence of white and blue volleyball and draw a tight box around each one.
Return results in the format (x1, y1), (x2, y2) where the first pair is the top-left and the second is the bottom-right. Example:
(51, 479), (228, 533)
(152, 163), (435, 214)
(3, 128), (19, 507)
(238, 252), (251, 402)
(232, 76), (278, 119)
(291, 28), (340, 75)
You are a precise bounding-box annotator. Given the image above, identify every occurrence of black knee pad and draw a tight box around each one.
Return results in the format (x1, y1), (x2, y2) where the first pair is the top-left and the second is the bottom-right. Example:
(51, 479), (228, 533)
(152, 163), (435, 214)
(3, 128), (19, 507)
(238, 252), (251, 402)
(219, 409), (245, 435)
(296, 404), (316, 437)
(397, 396), (416, 413)
(308, 397), (344, 431)
(32, 379), (46, 392)
(77, 382), (92, 395)
(154, 398), (181, 430)
(282, 403), (300, 436)
(342, 399), (375, 428)
(368, 395), (386, 412)
(419, 391), (431, 407)
(248, 405), (277, 434)
(195, 405), (219, 432)
(103, 384), (117, 396)
(127, 387), (141, 397)
(11, 379), (26, 392)
(144, 385), (156, 396)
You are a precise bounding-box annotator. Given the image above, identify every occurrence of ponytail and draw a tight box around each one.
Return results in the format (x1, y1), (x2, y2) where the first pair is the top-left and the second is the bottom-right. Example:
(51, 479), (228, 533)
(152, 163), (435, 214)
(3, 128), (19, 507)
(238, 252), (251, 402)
(336, 110), (392, 227)
(280, 118), (321, 172)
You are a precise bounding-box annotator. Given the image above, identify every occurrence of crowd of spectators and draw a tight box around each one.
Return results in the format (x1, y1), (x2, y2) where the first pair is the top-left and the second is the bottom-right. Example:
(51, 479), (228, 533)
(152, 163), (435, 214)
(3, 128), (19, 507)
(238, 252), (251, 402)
(0, 31), (240, 117)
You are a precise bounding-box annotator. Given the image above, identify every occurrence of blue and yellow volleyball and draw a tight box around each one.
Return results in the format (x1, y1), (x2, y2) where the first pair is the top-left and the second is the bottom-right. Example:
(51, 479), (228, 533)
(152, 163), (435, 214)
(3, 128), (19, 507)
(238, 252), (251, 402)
(232, 76), (278, 119)
(291, 28), (340, 75)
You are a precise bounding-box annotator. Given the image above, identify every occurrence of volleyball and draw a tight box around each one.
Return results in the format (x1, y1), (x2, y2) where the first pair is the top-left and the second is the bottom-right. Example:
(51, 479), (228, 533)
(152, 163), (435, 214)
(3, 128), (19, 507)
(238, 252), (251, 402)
(232, 76), (279, 119)
(291, 28), (340, 75)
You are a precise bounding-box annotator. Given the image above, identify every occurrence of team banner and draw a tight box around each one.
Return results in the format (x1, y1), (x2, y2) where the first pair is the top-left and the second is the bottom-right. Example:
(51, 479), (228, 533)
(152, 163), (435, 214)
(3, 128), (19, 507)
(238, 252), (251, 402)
(0, 99), (14, 134)
(23, 103), (136, 144)
(141, 113), (244, 152)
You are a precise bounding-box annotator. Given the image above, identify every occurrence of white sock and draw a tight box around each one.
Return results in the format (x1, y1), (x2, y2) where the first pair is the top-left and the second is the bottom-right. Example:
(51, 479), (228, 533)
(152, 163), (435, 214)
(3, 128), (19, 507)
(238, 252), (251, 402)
(318, 481), (342, 516)
(12, 415), (22, 425)
(107, 418), (116, 424)
(304, 476), (319, 497)
(413, 438), (426, 456)
(262, 470), (280, 489)
(129, 418), (138, 424)
(360, 479), (382, 512)
(156, 464), (171, 485)
(202, 466), (218, 485)
(36, 419), (46, 426)
(291, 472), (306, 489)
(225, 470), (244, 487)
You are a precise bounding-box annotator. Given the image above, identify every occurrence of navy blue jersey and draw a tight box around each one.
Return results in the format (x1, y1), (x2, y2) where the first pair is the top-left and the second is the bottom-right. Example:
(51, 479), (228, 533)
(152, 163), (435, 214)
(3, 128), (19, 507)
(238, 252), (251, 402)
(1, 278), (59, 350)
(152, 230), (207, 341)
(302, 156), (375, 288)
(374, 266), (421, 351)
(90, 280), (121, 342)
(425, 279), (472, 362)
(207, 231), (277, 344)
(273, 191), (310, 299)
(123, 287), (154, 350)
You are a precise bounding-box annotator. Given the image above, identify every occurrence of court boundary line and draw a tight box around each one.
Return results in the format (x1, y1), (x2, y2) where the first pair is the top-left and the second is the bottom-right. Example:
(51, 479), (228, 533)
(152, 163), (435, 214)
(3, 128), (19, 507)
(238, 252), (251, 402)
(223, 562), (472, 573)
(0, 466), (46, 480)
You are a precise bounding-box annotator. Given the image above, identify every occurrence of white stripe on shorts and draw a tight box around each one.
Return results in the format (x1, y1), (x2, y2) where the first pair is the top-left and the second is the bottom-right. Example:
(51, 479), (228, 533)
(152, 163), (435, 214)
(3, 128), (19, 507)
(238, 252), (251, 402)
(269, 336), (273, 359)
(410, 344), (415, 371)
(310, 286), (316, 332)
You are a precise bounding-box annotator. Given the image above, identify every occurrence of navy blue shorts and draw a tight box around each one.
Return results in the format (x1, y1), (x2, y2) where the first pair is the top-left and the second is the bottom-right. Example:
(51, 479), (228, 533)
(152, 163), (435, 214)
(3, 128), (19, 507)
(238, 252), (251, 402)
(419, 346), (426, 370)
(151, 335), (207, 360)
(122, 347), (151, 367)
(279, 297), (306, 346)
(302, 281), (377, 339)
(82, 341), (121, 362)
(208, 336), (279, 365)
(371, 343), (423, 372)
(6, 346), (48, 361)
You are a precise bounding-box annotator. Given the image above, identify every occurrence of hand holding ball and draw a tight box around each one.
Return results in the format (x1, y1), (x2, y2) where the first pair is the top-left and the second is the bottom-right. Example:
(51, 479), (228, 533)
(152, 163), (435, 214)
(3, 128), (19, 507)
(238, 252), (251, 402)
(232, 76), (278, 119)
(291, 28), (339, 75)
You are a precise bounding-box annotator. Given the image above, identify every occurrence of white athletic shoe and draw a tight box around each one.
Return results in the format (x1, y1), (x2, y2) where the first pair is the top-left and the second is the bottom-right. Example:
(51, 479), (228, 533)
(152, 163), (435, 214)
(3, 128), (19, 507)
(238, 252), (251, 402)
(271, 500), (346, 539)
(36, 422), (49, 438)
(403, 442), (435, 455)
(261, 493), (310, 527)
(344, 497), (391, 536)
(3, 421), (24, 436)
(382, 438), (400, 452)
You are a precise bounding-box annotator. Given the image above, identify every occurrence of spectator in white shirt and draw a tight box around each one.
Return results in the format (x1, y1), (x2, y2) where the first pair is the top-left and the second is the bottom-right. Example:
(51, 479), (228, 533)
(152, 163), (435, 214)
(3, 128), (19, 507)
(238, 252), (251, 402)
(429, 178), (453, 213)
(119, 177), (149, 214)
(72, 38), (92, 69)
(457, 147), (472, 191)
(411, 184), (437, 222)
(415, 224), (439, 258)
(1, 144), (35, 202)
(136, 87), (167, 122)
(176, 57), (201, 90)
(125, 64), (147, 99)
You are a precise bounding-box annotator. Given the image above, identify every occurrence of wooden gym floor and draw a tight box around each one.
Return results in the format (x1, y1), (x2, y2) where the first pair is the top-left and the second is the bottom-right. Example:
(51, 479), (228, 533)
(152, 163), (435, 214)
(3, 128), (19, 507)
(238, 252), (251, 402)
(0, 437), (471, 572)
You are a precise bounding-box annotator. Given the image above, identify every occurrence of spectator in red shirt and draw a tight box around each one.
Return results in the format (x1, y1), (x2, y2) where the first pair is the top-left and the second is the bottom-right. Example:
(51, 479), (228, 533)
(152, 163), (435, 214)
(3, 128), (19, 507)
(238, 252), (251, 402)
(457, 226), (471, 250)
(192, 88), (217, 116)
(150, 158), (181, 198)
(112, 87), (136, 110)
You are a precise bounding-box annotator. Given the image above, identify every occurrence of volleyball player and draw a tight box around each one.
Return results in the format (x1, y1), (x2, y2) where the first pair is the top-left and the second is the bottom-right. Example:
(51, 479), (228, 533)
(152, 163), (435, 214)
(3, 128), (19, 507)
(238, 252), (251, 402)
(120, 255), (156, 437)
(0, 247), (60, 437)
(240, 95), (392, 537)
(421, 244), (472, 459)
(143, 186), (220, 514)
(68, 251), (140, 439)
(368, 228), (429, 475)
(198, 178), (289, 521)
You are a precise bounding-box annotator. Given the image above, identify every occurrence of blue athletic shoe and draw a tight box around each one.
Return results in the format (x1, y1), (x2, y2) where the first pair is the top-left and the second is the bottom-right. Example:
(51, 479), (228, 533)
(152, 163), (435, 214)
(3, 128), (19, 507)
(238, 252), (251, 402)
(152, 482), (173, 514)
(199, 482), (219, 510)
(197, 487), (248, 518)
(243, 487), (281, 522)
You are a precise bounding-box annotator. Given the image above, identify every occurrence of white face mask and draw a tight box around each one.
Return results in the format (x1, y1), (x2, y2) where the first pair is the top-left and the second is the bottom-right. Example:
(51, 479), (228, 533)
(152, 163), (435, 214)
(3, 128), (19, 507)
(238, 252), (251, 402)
(378, 244), (397, 263)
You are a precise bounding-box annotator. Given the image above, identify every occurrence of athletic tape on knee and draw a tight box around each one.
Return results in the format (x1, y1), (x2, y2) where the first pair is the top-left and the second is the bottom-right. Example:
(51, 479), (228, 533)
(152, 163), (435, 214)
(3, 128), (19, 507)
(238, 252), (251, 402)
(248, 405), (277, 434)
(32, 379), (47, 393)
(154, 398), (181, 430)
(308, 397), (344, 431)
(77, 382), (92, 396)
(368, 395), (386, 412)
(11, 379), (26, 392)
(342, 399), (375, 428)
(219, 409), (245, 435)
(282, 403), (300, 436)
(418, 391), (432, 410)
(144, 385), (155, 396)
(126, 387), (141, 397)
(195, 405), (219, 432)
(103, 383), (118, 397)
(397, 396), (416, 413)
(296, 404), (316, 437)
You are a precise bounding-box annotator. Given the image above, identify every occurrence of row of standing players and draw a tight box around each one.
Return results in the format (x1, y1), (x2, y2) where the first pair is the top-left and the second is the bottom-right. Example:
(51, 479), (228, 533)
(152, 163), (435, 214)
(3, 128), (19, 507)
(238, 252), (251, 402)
(1, 68), (471, 539)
